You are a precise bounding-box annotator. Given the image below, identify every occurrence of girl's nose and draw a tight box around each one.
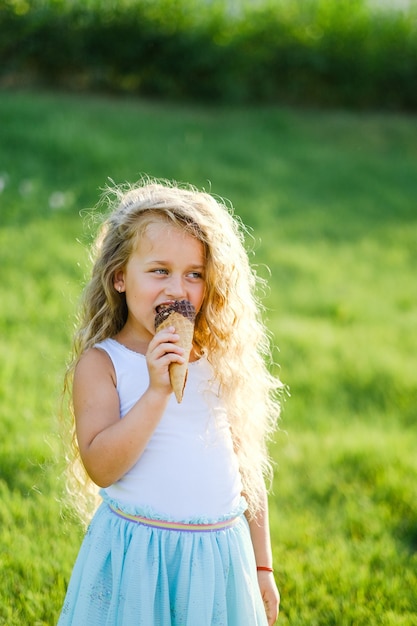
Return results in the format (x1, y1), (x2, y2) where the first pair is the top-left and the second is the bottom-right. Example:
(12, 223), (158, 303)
(165, 274), (186, 299)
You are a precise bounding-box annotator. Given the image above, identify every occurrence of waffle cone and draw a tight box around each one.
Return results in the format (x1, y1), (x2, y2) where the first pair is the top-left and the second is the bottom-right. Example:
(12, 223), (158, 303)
(156, 311), (195, 403)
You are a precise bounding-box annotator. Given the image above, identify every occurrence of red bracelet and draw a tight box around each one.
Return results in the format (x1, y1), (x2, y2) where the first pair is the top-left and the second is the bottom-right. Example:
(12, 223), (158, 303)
(257, 566), (274, 573)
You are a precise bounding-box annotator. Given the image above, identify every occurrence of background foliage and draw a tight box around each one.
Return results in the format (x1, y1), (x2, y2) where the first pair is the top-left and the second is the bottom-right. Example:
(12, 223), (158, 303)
(0, 89), (416, 623)
(1, 0), (417, 110)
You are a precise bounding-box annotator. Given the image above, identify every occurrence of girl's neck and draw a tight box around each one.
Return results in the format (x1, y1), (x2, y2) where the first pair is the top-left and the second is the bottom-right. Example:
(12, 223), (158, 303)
(113, 330), (149, 355)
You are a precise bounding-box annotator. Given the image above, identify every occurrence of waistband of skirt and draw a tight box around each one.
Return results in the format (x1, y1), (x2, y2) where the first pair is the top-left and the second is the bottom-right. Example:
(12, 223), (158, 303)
(108, 503), (240, 532)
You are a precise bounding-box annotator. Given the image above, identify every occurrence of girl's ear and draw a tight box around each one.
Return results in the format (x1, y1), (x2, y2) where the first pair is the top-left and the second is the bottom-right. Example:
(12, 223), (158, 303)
(113, 270), (125, 293)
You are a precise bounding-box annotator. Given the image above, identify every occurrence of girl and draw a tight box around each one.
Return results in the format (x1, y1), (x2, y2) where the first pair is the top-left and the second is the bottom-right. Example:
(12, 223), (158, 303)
(59, 178), (282, 625)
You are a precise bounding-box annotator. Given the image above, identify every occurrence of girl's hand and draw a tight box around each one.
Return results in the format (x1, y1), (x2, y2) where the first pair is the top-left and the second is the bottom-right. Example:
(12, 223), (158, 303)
(258, 571), (280, 625)
(146, 326), (185, 394)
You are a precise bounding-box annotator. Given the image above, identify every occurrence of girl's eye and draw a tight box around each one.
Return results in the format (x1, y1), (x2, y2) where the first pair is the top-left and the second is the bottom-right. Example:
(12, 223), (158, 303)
(152, 268), (168, 275)
(188, 271), (203, 279)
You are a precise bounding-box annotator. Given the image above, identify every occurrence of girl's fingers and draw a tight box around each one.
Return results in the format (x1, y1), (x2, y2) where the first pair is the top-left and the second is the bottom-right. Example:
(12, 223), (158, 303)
(150, 336), (185, 360)
(155, 349), (185, 365)
(146, 330), (186, 387)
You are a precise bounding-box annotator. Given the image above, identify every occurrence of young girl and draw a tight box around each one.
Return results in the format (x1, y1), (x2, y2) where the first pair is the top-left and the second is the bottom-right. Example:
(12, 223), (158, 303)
(59, 178), (282, 625)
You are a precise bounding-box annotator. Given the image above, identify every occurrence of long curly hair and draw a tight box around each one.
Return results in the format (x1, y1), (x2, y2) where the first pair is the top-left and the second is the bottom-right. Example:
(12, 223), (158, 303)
(63, 177), (283, 522)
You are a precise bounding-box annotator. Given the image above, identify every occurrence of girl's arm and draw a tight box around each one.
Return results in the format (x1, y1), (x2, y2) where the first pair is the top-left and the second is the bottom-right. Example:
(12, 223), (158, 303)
(247, 486), (280, 625)
(74, 327), (184, 487)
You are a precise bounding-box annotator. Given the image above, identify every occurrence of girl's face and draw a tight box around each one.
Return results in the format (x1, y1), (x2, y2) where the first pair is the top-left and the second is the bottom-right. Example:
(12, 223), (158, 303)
(114, 221), (206, 343)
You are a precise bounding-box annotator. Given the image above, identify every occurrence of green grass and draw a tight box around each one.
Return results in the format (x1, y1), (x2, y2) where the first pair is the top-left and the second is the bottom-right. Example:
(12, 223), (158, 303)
(0, 89), (416, 625)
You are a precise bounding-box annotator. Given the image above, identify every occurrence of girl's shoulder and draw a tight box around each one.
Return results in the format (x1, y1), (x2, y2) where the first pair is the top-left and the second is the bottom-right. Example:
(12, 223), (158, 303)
(75, 343), (116, 381)
(82, 338), (148, 382)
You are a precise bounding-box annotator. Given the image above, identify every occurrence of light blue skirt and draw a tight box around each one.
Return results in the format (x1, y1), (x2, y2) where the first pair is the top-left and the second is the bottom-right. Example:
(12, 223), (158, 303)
(58, 493), (268, 626)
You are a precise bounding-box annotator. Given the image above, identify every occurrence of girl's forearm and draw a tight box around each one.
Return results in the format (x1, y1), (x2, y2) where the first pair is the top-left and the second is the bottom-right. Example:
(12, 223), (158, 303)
(247, 486), (274, 569)
(79, 387), (169, 487)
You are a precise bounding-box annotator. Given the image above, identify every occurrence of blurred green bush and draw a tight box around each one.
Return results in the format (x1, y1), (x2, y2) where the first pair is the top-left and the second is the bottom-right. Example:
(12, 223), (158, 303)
(1, 0), (416, 110)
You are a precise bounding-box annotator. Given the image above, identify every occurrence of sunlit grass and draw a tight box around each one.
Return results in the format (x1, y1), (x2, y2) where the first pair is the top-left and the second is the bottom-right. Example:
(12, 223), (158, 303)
(0, 89), (416, 624)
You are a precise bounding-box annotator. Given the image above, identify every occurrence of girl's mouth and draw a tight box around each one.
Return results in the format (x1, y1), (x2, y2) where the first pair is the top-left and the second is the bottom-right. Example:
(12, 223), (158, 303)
(155, 302), (176, 314)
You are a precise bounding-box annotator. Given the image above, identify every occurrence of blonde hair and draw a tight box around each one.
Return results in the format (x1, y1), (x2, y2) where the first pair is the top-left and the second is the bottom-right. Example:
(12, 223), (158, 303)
(63, 177), (283, 521)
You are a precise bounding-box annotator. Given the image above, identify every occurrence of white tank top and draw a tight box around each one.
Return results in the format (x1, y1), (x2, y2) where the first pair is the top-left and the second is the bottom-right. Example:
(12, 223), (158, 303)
(97, 338), (242, 521)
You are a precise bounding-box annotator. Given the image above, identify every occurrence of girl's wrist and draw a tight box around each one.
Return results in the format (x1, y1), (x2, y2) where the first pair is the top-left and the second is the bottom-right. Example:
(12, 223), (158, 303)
(257, 565), (274, 573)
(145, 384), (171, 402)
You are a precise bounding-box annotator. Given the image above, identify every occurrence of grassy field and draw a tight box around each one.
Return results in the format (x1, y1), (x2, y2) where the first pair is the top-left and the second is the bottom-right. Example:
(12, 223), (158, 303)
(0, 89), (416, 625)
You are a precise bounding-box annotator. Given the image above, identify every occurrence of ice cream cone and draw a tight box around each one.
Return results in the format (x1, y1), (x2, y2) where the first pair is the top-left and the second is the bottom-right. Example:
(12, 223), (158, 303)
(155, 300), (196, 403)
